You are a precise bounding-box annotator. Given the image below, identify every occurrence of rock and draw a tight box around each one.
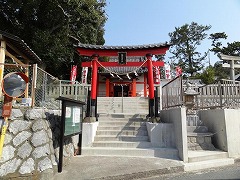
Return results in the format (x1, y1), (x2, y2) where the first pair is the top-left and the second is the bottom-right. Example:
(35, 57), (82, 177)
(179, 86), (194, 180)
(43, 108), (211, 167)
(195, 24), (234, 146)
(17, 142), (32, 159)
(10, 109), (23, 120)
(31, 130), (49, 147)
(0, 145), (15, 162)
(13, 131), (31, 147)
(32, 144), (50, 159)
(0, 158), (21, 176)
(25, 109), (45, 120)
(9, 120), (31, 135)
(4, 133), (12, 144)
(19, 158), (35, 174)
(38, 157), (53, 172)
(32, 120), (48, 132)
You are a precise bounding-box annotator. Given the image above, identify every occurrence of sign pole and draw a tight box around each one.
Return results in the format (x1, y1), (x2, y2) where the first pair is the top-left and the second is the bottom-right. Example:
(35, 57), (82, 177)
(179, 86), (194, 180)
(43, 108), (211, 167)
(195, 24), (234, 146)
(0, 117), (8, 158)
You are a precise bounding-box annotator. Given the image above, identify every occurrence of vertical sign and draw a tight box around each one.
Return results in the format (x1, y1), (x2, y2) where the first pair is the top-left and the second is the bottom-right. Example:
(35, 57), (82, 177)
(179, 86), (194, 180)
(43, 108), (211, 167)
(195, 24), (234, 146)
(70, 65), (77, 84)
(164, 64), (171, 79)
(154, 66), (160, 84)
(81, 67), (88, 84)
(118, 52), (127, 64)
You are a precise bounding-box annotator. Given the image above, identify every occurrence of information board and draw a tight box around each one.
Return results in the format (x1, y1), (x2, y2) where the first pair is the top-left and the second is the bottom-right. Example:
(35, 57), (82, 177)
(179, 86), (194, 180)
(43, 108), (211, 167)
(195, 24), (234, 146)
(64, 106), (82, 136)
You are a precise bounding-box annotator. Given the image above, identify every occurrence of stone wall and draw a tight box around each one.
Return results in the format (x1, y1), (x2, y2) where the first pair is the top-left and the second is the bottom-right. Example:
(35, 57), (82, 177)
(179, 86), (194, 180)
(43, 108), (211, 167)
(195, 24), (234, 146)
(0, 108), (75, 180)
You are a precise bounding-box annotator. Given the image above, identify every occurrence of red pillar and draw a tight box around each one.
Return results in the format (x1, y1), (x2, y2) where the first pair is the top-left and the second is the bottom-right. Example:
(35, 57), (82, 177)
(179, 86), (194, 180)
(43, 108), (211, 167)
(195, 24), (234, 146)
(90, 54), (98, 119)
(91, 55), (98, 100)
(132, 78), (136, 97)
(106, 78), (110, 97)
(146, 54), (155, 118)
(147, 54), (154, 99)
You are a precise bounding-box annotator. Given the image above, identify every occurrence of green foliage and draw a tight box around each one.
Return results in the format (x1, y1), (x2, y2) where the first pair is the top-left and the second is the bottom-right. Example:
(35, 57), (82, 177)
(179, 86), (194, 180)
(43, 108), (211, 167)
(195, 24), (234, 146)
(209, 32), (228, 54)
(196, 66), (215, 84)
(169, 22), (211, 76)
(213, 61), (229, 80)
(209, 32), (240, 56)
(0, 0), (107, 79)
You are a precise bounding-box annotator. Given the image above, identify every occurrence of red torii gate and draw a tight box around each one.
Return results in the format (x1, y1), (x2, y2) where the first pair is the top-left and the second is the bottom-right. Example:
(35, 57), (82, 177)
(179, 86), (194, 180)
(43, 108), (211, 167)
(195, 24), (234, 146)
(76, 43), (170, 120)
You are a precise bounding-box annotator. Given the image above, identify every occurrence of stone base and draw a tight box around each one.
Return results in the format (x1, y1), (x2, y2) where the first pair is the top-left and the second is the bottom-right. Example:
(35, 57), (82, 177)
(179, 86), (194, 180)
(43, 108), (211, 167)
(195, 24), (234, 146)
(83, 117), (97, 123)
(187, 136), (216, 151)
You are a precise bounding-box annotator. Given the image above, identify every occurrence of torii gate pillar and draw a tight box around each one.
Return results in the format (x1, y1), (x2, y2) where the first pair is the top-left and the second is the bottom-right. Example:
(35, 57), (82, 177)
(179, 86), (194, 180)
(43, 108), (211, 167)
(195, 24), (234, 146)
(146, 54), (155, 118)
(90, 54), (99, 119)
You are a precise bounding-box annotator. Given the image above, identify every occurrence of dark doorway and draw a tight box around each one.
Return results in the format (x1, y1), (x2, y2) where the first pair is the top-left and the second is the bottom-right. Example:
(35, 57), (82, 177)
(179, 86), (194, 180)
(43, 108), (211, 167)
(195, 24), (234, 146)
(114, 85), (129, 97)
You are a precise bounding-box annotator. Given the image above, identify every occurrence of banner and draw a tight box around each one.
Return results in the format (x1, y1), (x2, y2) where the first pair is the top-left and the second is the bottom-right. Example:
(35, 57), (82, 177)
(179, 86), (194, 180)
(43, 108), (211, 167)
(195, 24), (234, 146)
(81, 67), (88, 84)
(176, 66), (182, 77)
(153, 66), (160, 84)
(70, 65), (77, 84)
(164, 64), (171, 79)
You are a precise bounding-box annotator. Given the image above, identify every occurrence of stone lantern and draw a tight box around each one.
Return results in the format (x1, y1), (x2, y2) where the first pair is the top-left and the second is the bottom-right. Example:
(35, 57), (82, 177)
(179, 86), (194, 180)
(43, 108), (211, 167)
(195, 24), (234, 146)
(183, 82), (199, 113)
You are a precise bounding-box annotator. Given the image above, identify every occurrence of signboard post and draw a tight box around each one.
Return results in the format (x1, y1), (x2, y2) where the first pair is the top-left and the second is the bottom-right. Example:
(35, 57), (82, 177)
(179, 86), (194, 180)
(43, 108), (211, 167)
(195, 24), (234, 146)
(56, 96), (85, 173)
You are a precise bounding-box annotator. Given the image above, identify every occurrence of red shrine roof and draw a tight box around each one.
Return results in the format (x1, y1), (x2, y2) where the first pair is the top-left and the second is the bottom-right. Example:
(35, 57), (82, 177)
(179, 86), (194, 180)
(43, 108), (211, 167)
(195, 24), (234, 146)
(75, 42), (170, 57)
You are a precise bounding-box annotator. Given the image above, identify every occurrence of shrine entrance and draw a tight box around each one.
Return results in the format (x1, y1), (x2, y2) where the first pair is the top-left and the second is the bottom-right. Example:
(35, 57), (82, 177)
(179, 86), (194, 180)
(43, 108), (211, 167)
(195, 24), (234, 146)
(113, 84), (130, 97)
(76, 43), (170, 121)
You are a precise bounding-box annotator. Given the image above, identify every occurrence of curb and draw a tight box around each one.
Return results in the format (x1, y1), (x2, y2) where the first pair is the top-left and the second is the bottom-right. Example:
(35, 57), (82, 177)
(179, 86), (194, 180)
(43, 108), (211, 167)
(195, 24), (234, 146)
(93, 165), (184, 180)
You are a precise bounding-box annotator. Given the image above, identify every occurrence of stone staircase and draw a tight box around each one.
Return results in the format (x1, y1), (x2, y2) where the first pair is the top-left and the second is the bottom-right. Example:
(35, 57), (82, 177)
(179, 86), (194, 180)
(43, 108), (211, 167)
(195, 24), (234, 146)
(186, 114), (216, 151)
(97, 97), (149, 114)
(185, 114), (234, 171)
(82, 113), (179, 159)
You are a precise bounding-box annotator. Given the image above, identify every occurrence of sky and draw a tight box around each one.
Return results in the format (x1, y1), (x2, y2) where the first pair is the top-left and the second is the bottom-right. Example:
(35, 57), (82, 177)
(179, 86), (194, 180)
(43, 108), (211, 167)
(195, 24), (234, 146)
(104, 0), (240, 65)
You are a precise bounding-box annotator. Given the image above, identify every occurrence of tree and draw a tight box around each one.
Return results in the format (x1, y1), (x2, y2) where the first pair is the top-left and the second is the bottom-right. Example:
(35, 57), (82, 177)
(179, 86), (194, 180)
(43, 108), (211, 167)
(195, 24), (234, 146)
(209, 32), (240, 56)
(209, 32), (240, 78)
(194, 66), (215, 84)
(0, 0), (107, 79)
(169, 22), (211, 76)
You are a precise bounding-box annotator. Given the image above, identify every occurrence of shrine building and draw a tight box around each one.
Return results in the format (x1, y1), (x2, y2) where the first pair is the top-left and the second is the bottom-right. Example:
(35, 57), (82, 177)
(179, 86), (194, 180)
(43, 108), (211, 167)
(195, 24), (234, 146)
(75, 43), (170, 119)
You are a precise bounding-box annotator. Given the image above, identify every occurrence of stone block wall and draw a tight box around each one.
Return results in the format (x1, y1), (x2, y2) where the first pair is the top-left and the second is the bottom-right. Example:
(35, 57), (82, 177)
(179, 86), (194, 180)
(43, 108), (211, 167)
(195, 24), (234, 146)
(0, 108), (75, 180)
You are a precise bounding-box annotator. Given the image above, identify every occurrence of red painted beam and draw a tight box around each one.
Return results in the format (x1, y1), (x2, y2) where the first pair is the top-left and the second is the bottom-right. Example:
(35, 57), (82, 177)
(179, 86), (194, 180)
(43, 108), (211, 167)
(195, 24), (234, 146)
(81, 61), (164, 67)
(76, 47), (169, 57)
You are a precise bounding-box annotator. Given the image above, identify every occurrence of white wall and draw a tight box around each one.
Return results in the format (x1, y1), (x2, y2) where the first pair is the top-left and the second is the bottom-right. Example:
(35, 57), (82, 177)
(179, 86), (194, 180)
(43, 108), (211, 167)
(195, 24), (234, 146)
(82, 122), (99, 147)
(146, 122), (175, 148)
(160, 107), (188, 162)
(199, 109), (240, 158)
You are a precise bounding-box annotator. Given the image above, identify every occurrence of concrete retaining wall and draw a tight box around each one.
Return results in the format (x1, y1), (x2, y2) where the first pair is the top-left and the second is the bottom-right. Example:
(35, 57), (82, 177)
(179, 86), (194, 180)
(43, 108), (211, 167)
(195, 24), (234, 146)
(146, 122), (175, 148)
(160, 107), (188, 162)
(0, 108), (75, 179)
(199, 109), (240, 158)
(82, 122), (99, 147)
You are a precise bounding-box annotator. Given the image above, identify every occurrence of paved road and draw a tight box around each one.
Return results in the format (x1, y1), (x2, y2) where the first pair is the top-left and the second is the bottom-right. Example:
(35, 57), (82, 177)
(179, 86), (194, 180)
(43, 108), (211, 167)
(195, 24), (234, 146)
(142, 162), (240, 180)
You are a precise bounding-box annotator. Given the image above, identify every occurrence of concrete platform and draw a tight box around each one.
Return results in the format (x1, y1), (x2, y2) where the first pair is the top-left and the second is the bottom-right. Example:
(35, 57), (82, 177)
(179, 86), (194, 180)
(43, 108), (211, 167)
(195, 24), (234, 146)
(185, 150), (235, 171)
(53, 155), (184, 180)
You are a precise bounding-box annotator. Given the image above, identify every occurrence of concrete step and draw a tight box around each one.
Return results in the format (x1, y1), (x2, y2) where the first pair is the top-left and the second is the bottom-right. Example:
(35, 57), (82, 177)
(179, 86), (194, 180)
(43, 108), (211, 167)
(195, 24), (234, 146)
(94, 135), (149, 142)
(98, 117), (145, 122)
(187, 132), (214, 137)
(188, 150), (229, 163)
(82, 147), (179, 159)
(92, 141), (152, 148)
(98, 113), (147, 119)
(97, 126), (146, 131)
(96, 130), (148, 136)
(184, 158), (234, 171)
(98, 121), (146, 126)
(187, 126), (208, 133)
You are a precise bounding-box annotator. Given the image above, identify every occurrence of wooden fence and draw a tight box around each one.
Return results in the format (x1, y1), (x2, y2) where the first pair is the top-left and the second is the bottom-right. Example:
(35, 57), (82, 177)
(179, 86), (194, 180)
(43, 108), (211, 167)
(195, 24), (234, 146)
(162, 77), (240, 110)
